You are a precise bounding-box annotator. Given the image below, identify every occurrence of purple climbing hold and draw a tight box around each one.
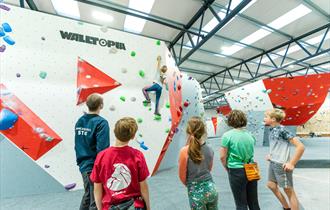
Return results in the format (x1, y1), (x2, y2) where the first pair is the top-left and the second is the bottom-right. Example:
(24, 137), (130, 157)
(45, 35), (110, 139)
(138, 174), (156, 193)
(44, 164), (50, 168)
(16, 73), (21, 78)
(0, 44), (6, 53)
(0, 5), (10, 11)
(65, 183), (76, 190)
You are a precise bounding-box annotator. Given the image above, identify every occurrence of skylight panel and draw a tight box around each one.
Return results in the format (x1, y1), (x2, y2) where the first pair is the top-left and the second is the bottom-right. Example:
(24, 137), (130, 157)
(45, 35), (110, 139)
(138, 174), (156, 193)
(124, 0), (155, 33)
(51, 0), (80, 19)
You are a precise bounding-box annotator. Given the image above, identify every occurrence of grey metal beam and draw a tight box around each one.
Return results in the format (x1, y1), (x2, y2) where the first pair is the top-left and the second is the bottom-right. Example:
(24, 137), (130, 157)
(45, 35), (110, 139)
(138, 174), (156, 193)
(200, 23), (330, 84)
(78, 0), (327, 73)
(19, 0), (24, 7)
(303, 0), (330, 20)
(170, 0), (252, 65)
(213, 2), (327, 51)
(204, 49), (330, 105)
(25, 0), (38, 10)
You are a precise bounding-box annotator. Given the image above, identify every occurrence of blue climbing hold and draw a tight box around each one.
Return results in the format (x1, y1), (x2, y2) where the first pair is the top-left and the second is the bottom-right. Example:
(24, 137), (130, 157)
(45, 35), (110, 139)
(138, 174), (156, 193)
(0, 108), (18, 130)
(2, 23), (12, 32)
(3, 36), (15, 45)
(140, 142), (148, 150)
(0, 27), (5, 37)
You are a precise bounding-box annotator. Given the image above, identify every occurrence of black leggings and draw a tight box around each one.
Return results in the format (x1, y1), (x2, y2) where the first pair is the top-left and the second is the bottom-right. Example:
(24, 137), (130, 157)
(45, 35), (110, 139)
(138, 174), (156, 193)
(228, 168), (260, 210)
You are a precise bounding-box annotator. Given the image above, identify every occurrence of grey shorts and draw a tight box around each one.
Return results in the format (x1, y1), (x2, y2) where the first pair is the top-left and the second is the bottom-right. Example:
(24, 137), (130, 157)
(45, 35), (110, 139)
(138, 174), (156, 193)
(268, 161), (293, 188)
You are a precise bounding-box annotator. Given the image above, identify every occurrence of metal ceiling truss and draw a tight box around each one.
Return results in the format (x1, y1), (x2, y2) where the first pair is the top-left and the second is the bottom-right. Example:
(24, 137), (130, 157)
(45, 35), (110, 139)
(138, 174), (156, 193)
(201, 23), (330, 108)
(168, 0), (252, 66)
(25, 0), (328, 74)
(302, 0), (330, 20)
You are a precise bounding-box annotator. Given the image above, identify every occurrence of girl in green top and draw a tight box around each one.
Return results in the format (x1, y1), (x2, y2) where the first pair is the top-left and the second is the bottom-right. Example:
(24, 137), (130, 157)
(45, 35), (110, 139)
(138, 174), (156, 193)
(220, 110), (260, 210)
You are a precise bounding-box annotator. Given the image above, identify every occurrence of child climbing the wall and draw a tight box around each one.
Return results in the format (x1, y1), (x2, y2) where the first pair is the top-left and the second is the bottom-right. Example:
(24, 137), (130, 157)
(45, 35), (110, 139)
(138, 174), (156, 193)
(142, 55), (167, 116)
(264, 109), (305, 210)
(74, 93), (110, 210)
(178, 116), (218, 210)
(91, 117), (150, 210)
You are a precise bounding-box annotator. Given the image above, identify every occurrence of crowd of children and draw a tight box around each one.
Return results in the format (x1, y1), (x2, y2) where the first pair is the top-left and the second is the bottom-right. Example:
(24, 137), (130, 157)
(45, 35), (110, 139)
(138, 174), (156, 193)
(75, 93), (305, 210)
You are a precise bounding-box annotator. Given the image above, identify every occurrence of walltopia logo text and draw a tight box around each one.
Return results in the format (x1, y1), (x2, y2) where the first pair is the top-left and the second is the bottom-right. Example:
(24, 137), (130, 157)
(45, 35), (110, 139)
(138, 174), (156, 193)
(60, 30), (126, 50)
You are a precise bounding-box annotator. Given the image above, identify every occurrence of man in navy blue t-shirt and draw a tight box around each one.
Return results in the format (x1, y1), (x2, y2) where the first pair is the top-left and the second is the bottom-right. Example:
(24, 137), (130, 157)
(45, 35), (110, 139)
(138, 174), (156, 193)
(75, 93), (110, 210)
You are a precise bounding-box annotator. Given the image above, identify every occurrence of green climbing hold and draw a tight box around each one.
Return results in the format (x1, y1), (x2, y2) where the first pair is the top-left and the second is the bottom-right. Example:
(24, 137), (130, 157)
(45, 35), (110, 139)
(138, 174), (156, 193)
(139, 70), (145, 78)
(137, 118), (143, 124)
(39, 71), (47, 79)
(165, 128), (170, 133)
(149, 107), (152, 111)
(139, 133), (143, 138)
(120, 96), (126, 102)
(154, 115), (161, 121)
(143, 101), (149, 107)
(166, 102), (170, 109)
(130, 51), (136, 57)
(156, 40), (161, 46)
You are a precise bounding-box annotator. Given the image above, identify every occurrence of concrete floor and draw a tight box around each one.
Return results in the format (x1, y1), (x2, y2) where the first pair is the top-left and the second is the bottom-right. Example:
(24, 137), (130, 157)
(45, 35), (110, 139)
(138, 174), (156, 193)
(1, 137), (329, 210)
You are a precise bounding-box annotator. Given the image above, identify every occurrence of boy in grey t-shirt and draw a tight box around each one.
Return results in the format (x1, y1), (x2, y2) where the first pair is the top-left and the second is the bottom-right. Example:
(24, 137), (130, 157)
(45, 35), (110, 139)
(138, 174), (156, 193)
(264, 109), (305, 210)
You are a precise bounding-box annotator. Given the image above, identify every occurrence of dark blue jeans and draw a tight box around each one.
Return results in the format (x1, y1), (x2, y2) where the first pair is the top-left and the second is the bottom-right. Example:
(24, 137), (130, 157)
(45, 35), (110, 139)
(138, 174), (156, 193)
(142, 83), (162, 114)
(228, 168), (260, 210)
(80, 171), (97, 210)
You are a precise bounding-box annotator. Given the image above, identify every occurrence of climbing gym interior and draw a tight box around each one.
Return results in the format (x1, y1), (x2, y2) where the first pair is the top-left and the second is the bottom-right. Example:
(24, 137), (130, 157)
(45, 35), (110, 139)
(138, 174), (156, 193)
(0, 0), (329, 209)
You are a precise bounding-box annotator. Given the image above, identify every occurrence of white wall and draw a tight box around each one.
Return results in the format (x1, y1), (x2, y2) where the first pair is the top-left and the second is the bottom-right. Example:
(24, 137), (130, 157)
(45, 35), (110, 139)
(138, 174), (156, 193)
(0, 6), (188, 190)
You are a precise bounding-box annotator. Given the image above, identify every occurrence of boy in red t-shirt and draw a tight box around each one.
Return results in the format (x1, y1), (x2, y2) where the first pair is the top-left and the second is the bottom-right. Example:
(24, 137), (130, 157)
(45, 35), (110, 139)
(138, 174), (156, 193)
(90, 117), (150, 210)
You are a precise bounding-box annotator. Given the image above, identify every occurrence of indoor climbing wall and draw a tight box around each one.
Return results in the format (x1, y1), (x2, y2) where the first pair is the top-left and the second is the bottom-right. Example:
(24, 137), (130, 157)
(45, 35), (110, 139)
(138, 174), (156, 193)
(0, 5), (190, 192)
(296, 95), (330, 136)
(224, 73), (330, 126)
(158, 73), (205, 171)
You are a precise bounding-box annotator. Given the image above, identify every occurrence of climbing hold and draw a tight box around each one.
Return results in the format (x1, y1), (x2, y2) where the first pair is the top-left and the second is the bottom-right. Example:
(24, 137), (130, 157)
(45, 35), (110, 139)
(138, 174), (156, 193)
(100, 26), (108, 33)
(109, 46), (118, 54)
(143, 100), (150, 107)
(109, 105), (115, 111)
(0, 4), (10, 11)
(0, 108), (18, 130)
(39, 71), (47, 79)
(139, 142), (148, 150)
(44, 164), (50, 168)
(120, 96), (126, 102)
(2, 23), (12, 32)
(0, 44), (5, 53)
(154, 115), (161, 121)
(166, 102), (170, 108)
(178, 84), (181, 91)
(121, 68), (128, 74)
(130, 51), (136, 57)
(156, 40), (161, 46)
(64, 183), (76, 190)
(130, 97), (136, 102)
(41, 37), (46, 41)
(139, 70), (145, 78)
(177, 110), (181, 117)
(188, 76), (192, 80)
(3, 35), (15, 45)
(0, 27), (6, 37)
(165, 128), (170, 133)
(16, 73), (21, 78)
(137, 118), (143, 124)
(138, 134), (143, 138)
(0, 28), (4, 37)
(183, 101), (190, 107)
(179, 106), (183, 112)
(148, 107), (152, 111)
